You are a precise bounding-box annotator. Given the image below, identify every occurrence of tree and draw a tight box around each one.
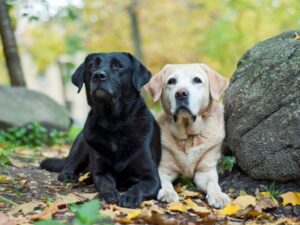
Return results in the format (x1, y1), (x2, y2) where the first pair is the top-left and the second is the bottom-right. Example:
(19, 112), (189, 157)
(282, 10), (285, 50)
(127, 0), (143, 62)
(0, 0), (26, 86)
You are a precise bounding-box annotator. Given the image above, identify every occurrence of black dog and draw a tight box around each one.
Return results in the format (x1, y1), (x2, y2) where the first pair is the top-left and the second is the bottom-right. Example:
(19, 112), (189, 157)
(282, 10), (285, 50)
(41, 52), (161, 208)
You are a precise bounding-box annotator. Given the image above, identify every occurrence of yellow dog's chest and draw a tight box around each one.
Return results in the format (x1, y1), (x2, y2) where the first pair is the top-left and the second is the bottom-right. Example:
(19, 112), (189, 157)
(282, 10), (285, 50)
(163, 135), (207, 178)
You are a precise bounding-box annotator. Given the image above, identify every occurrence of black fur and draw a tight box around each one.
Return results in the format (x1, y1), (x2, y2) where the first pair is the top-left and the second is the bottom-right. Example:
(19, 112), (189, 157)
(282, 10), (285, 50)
(40, 52), (161, 208)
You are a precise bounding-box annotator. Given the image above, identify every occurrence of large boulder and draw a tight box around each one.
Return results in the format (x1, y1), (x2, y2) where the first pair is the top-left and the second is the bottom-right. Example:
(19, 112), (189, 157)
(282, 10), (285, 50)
(224, 30), (300, 181)
(0, 86), (72, 131)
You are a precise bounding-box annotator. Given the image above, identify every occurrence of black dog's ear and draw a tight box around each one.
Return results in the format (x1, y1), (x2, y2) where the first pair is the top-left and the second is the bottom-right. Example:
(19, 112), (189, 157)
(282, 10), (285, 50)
(71, 63), (85, 93)
(127, 53), (152, 92)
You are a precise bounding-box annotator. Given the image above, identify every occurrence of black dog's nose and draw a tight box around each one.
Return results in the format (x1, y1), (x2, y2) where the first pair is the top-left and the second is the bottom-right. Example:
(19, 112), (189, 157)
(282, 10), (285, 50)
(93, 71), (107, 81)
(175, 88), (189, 100)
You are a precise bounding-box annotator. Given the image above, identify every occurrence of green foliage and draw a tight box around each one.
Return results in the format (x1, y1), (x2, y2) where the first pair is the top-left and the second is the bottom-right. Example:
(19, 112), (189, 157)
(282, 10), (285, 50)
(35, 200), (113, 225)
(176, 176), (196, 190)
(67, 126), (82, 142)
(35, 219), (67, 225)
(0, 148), (13, 167)
(0, 194), (17, 206)
(73, 200), (101, 225)
(267, 182), (282, 198)
(0, 121), (68, 148)
(223, 156), (236, 172)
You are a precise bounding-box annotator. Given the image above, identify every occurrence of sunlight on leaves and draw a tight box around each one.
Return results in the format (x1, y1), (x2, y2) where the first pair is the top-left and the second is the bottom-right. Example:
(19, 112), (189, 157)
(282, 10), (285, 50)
(280, 192), (300, 206)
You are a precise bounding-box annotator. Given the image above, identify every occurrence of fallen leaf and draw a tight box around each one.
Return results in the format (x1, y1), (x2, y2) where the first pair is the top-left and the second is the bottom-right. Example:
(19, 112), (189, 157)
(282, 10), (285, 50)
(167, 202), (187, 212)
(31, 193), (91, 221)
(10, 201), (45, 215)
(127, 209), (142, 219)
(114, 209), (141, 224)
(233, 195), (256, 209)
(30, 200), (64, 221)
(280, 192), (300, 206)
(112, 205), (141, 216)
(55, 193), (86, 204)
(78, 172), (91, 182)
(139, 211), (179, 225)
(174, 184), (185, 193)
(184, 198), (198, 207)
(219, 203), (240, 216)
(0, 213), (16, 225)
(75, 192), (98, 200)
(20, 179), (28, 186)
(9, 158), (27, 168)
(255, 192), (278, 212)
(141, 200), (156, 208)
(100, 208), (120, 219)
(294, 32), (300, 40)
(189, 205), (211, 216)
(148, 204), (165, 214)
(0, 176), (10, 182)
(247, 210), (272, 219)
(179, 190), (201, 199)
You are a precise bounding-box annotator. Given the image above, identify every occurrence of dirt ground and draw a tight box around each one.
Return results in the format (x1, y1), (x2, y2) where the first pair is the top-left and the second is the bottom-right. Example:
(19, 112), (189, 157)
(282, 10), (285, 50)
(0, 145), (300, 224)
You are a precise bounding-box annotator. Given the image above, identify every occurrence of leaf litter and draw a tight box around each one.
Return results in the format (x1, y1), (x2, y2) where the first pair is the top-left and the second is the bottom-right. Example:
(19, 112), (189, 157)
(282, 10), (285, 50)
(0, 145), (300, 225)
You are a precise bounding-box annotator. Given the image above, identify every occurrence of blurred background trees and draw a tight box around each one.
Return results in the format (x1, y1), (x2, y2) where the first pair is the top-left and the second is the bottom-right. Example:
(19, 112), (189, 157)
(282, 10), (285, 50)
(0, 0), (299, 123)
(0, 0), (26, 86)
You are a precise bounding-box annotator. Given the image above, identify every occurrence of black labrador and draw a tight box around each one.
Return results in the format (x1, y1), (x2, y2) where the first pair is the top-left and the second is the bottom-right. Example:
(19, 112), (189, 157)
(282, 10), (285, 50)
(41, 52), (161, 208)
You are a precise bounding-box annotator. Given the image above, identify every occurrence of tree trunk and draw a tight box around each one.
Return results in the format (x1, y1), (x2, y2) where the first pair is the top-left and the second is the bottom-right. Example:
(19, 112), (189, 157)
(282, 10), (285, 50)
(0, 0), (26, 87)
(127, 0), (143, 62)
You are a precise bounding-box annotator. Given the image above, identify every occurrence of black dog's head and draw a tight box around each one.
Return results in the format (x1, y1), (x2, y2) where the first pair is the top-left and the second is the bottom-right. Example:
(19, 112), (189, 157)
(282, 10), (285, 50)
(71, 52), (151, 104)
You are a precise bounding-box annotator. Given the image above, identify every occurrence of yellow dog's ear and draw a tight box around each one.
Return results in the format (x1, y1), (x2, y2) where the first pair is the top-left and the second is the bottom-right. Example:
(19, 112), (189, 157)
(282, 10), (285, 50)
(200, 63), (229, 101)
(144, 65), (168, 102)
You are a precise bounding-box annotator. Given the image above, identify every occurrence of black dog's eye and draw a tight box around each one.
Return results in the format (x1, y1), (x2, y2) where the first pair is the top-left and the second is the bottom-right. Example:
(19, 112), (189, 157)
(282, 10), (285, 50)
(112, 62), (123, 70)
(193, 77), (202, 84)
(167, 78), (176, 85)
(90, 63), (96, 70)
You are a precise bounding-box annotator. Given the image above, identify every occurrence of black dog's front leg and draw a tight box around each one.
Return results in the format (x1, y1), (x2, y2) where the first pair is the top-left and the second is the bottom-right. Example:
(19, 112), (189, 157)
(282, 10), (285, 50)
(93, 173), (119, 204)
(58, 132), (90, 182)
(89, 150), (119, 204)
(119, 153), (161, 208)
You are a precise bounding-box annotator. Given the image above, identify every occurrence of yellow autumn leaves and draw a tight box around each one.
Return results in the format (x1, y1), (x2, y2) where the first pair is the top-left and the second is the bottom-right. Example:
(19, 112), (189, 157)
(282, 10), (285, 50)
(100, 187), (300, 224)
(280, 192), (300, 206)
(220, 191), (300, 217)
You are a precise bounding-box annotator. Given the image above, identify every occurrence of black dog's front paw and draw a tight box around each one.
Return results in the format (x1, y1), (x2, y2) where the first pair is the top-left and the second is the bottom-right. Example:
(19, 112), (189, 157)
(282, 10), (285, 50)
(100, 190), (119, 204)
(58, 171), (78, 182)
(118, 192), (143, 208)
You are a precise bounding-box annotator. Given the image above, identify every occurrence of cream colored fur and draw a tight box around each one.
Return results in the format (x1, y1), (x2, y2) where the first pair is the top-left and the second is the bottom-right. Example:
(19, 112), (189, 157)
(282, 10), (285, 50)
(145, 64), (230, 208)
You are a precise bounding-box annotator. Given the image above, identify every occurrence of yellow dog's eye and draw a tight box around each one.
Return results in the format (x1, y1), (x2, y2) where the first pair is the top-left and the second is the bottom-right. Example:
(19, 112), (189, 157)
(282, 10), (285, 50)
(193, 77), (202, 83)
(167, 78), (176, 85)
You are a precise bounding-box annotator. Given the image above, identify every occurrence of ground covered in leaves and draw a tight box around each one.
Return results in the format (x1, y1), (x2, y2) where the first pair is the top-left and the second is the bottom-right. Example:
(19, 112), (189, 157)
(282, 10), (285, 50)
(1, 145), (300, 225)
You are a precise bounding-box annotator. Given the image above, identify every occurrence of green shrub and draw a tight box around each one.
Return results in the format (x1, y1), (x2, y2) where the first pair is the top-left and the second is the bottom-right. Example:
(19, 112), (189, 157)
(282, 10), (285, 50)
(0, 121), (69, 147)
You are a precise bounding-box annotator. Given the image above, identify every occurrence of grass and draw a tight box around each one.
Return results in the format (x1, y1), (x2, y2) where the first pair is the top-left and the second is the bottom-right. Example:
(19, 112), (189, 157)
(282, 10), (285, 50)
(267, 181), (282, 198)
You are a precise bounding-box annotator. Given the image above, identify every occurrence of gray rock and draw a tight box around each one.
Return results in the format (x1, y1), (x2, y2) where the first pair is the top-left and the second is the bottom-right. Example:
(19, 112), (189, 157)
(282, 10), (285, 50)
(0, 86), (72, 131)
(224, 30), (300, 181)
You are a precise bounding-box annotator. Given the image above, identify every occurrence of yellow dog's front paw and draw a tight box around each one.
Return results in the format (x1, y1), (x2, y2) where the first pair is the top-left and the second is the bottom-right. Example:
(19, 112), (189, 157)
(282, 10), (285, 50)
(157, 188), (179, 203)
(207, 191), (230, 208)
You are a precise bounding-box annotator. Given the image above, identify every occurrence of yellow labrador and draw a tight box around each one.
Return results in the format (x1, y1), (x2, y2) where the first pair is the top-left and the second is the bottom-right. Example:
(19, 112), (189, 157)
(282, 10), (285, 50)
(145, 64), (230, 208)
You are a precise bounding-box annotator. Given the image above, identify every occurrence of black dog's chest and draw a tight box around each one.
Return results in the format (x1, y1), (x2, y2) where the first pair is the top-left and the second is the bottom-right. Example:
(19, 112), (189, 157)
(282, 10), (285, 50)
(101, 129), (135, 151)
